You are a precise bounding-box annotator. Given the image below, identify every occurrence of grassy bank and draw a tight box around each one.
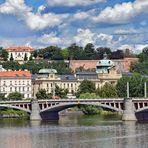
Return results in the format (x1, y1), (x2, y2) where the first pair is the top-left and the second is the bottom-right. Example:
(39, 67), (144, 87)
(0, 109), (29, 119)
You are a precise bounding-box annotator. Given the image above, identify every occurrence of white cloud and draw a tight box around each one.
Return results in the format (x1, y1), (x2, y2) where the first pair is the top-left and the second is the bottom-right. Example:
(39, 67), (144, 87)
(92, 0), (148, 24)
(73, 28), (96, 46)
(47, 0), (105, 7)
(73, 12), (89, 20)
(114, 28), (138, 34)
(38, 33), (62, 45)
(37, 5), (46, 14)
(97, 33), (113, 42)
(118, 44), (148, 53)
(0, 0), (68, 30)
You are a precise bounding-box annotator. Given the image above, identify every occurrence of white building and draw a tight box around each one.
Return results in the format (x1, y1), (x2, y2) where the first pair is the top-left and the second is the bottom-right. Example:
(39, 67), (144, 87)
(6, 46), (34, 62)
(0, 70), (32, 99)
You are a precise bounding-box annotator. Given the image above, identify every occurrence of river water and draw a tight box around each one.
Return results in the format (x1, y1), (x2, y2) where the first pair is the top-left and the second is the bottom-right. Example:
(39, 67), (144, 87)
(0, 113), (148, 148)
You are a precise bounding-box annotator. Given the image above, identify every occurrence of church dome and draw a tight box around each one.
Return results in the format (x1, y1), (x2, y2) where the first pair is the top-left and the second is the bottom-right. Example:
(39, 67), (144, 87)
(39, 69), (57, 74)
(96, 53), (113, 67)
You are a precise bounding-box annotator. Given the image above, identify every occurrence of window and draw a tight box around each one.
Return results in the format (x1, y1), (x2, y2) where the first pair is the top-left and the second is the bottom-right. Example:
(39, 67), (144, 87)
(23, 81), (24, 85)
(19, 81), (21, 85)
(10, 81), (12, 85)
(15, 81), (17, 85)
(27, 87), (30, 91)
(10, 87), (12, 92)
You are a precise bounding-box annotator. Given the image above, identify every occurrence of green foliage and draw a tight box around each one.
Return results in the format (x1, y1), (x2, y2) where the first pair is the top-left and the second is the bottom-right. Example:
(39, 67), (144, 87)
(76, 80), (96, 97)
(0, 93), (6, 100)
(61, 48), (69, 60)
(8, 92), (23, 100)
(130, 47), (148, 75)
(97, 83), (118, 98)
(54, 85), (68, 98)
(0, 48), (8, 61)
(0, 61), (20, 71)
(116, 76), (130, 97)
(84, 43), (95, 59)
(24, 53), (28, 61)
(116, 73), (148, 97)
(36, 89), (49, 99)
(79, 93), (99, 99)
(80, 105), (102, 115)
(10, 53), (14, 61)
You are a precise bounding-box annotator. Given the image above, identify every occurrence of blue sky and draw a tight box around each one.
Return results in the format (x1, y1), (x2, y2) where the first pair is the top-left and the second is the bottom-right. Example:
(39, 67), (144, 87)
(0, 0), (147, 52)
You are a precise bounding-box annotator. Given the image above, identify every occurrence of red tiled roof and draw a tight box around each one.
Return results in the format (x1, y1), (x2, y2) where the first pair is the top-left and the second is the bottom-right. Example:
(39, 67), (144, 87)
(0, 71), (31, 78)
(6, 46), (34, 52)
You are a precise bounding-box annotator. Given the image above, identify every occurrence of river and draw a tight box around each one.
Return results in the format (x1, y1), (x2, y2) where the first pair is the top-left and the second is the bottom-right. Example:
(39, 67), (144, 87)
(0, 113), (148, 148)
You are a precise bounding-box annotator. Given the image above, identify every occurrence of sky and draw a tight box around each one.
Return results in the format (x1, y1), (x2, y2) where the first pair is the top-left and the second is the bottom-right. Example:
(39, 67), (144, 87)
(0, 0), (148, 53)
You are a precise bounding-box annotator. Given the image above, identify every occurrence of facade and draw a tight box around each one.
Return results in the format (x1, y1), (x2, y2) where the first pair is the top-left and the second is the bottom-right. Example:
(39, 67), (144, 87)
(69, 57), (138, 73)
(33, 54), (122, 96)
(6, 46), (34, 62)
(0, 70), (32, 99)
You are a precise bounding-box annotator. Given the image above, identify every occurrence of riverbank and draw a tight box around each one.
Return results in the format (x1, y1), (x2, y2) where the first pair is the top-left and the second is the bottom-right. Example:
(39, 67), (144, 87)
(0, 109), (29, 119)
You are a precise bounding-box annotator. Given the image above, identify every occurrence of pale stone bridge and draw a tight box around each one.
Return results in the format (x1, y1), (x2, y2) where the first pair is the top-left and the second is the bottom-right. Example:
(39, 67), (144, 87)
(0, 98), (148, 121)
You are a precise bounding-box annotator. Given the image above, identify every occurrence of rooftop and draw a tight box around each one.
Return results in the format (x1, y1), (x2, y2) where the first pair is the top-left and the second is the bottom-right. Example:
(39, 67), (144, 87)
(0, 71), (31, 78)
(39, 69), (57, 74)
(6, 46), (34, 52)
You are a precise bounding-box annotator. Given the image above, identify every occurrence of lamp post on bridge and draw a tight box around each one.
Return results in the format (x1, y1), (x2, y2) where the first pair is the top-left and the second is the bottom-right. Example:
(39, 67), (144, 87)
(127, 82), (129, 98)
(144, 82), (147, 98)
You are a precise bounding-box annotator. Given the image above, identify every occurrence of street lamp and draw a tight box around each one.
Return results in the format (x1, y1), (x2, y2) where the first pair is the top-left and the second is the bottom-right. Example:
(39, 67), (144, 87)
(127, 82), (129, 98)
(144, 82), (147, 98)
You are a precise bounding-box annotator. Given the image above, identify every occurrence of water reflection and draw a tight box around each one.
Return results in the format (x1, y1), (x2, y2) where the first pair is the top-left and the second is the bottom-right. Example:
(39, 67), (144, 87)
(0, 115), (148, 148)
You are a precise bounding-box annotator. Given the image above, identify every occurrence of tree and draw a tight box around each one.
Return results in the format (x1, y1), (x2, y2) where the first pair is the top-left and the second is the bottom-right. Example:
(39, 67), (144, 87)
(116, 73), (147, 98)
(79, 93), (99, 99)
(116, 76), (130, 97)
(8, 92), (23, 100)
(96, 47), (112, 59)
(36, 89), (49, 99)
(96, 83), (118, 98)
(10, 53), (14, 61)
(61, 48), (69, 60)
(24, 53), (28, 61)
(0, 93), (6, 101)
(29, 54), (33, 61)
(1, 49), (8, 61)
(68, 43), (84, 60)
(76, 80), (96, 97)
(84, 43), (95, 59)
(54, 85), (68, 98)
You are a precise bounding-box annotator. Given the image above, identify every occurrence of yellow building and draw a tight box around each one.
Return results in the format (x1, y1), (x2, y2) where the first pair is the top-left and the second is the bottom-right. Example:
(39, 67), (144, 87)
(33, 54), (122, 96)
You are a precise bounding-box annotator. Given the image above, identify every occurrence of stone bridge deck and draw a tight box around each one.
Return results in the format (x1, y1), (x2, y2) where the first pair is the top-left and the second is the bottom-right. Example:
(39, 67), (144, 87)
(0, 98), (148, 120)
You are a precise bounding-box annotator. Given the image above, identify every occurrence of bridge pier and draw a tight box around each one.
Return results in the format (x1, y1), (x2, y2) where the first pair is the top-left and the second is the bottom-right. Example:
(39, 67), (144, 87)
(30, 99), (41, 120)
(122, 98), (137, 121)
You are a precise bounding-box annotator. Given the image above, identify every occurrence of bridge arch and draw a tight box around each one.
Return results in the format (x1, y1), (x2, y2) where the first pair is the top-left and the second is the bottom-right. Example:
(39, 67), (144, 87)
(0, 104), (31, 113)
(40, 102), (123, 113)
(136, 107), (148, 113)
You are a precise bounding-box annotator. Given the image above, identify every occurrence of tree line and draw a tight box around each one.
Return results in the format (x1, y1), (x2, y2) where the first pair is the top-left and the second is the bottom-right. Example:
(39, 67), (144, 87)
(0, 43), (135, 61)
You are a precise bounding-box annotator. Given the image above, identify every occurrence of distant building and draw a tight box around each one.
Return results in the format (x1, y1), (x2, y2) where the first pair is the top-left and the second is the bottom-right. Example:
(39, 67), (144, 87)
(0, 70), (32, 99)
(33, 54), (122, 97)
(69, 57), (138, 73)
(6, 46), (34, 62)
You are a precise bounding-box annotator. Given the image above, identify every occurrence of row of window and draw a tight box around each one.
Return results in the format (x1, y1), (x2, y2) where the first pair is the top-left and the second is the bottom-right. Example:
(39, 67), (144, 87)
(0, 86), (31, 92)
(2, 80), (31, 85)
(46, 83), (77, 89)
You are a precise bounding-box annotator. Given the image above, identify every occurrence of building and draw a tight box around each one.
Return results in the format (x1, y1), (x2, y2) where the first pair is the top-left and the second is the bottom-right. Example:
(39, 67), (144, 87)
(69, 57), (138, 73)
(6, 46), (34, 62)
(33, 54), (122, 96)
(0, 70), (32, 99)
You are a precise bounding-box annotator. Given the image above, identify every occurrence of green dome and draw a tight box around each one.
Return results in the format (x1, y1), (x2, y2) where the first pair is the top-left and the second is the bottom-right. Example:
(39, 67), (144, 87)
(39, 69), (57, 74)
(96, 59), (113, 67)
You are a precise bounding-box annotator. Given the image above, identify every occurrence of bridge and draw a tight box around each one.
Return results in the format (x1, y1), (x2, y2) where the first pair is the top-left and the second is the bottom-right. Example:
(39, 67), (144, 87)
(0, 98), (148, 121)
